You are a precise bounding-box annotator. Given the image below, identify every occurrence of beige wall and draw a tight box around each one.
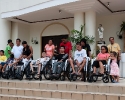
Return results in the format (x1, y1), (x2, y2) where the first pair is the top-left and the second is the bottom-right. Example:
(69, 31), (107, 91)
(18, 23), (30, 44)
(97, 13), (125, 52)
(12, 22), (30, 45)
(12, 22), (18, 45)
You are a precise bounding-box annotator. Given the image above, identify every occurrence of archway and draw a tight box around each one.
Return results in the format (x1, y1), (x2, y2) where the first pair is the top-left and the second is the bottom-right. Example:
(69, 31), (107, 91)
(40, 22), (70, 54)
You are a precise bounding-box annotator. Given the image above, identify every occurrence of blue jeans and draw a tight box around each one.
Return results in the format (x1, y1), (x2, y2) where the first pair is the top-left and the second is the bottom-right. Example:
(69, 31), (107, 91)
(53, 62), (65, 74)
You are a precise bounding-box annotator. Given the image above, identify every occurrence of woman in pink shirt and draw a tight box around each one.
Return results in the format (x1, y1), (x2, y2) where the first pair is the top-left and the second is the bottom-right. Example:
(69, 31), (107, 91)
(92, 46), (110, 75)
(44, 40), (55, 58)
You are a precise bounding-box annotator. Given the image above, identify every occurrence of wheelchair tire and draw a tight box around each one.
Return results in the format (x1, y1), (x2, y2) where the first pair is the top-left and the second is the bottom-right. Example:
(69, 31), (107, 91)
(103, 76), (109, 83)
(19, 76), (23, 80)
(60, 75), (65, 81)
(43, 64), (52, 80)
(72, 75), (77, 81)
(93, 76), (98, 82)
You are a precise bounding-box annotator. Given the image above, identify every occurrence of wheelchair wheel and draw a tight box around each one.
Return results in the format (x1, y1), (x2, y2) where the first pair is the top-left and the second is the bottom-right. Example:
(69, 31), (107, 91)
(103, 76), (109, 83)
(60, 75), (65, 81)
(43, 64), (52, 80)
(72, 74), (77, 81)
(93, 76), (98, 82)
(39, 75), (42, 81)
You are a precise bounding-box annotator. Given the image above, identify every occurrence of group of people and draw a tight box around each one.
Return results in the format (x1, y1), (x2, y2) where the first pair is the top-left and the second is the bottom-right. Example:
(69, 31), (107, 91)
(0, 36), (121, 83)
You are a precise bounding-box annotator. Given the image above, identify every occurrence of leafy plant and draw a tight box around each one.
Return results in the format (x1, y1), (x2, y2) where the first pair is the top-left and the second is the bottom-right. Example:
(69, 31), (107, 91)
(120, 21), (125, 33)
(69, 25), (95, 51)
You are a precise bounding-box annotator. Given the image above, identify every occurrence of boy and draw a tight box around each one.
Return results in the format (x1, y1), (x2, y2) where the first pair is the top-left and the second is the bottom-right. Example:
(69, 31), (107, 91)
(52, 46), (68, 75)
(30, 52), (50, 78)
(69, 42), (87, 75)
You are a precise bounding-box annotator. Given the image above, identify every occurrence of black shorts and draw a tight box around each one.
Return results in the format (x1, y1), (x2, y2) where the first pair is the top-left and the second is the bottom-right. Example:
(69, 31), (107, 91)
(92, 60), (107, 68)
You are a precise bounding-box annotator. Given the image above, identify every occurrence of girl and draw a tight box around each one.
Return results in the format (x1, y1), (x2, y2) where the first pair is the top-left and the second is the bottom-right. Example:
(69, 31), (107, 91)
(109, 51), (119, 83)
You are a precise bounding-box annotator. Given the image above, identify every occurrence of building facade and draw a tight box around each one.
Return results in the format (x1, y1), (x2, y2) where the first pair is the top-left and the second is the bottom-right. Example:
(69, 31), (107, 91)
(0, 0), (125, 59)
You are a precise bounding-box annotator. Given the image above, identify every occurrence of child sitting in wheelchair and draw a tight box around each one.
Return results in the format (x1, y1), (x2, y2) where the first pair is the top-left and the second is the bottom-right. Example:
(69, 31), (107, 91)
(30, 52), (50, 78)
(0, 50), (7, 75)
(69, 42), (87, 80)
(52, 46), (68, 76)
(2, 54), (15, 73)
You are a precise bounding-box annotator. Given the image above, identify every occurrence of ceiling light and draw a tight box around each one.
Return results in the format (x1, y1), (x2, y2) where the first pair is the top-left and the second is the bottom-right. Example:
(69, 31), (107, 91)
(107, 2), (110, 7)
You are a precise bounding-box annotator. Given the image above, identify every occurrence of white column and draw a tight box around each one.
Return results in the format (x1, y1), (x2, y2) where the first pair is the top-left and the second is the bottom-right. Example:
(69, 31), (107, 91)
(74, 12), (84, 34)
(85, 11), (96, 54)
(0, 19), (11, 50)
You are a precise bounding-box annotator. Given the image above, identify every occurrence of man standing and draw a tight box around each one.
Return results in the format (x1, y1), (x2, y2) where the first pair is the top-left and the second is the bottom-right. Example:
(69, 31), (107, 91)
(11, 38), (23, 59)
(60, 37), (72, 57)
(107, 37), (121, 65)
(4, 39), (13, 58)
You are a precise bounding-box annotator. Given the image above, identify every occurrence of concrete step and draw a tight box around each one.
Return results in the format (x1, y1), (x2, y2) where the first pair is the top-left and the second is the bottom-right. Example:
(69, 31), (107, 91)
(0, 94), (72, 100)
(0, 80), (125, 95)
(0, 86), (125, 100)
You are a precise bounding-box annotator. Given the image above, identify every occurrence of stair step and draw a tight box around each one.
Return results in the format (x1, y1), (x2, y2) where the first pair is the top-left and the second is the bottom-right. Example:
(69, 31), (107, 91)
(0, 80), (125, 94)
(0, 87), (125, 100)
(0, 94), (72, 100)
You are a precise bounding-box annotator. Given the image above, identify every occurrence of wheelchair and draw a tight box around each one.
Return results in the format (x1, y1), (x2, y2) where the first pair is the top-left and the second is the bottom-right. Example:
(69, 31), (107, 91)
(2, 61), (25, 80)
(89, 59), (114, 83)
(26, 58), (52, 81)
(49, 59), (71, 81)
(68, 57), (90, 82)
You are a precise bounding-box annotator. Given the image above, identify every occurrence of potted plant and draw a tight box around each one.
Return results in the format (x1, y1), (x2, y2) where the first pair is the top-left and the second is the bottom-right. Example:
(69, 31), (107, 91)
(69, 25), (95, 52)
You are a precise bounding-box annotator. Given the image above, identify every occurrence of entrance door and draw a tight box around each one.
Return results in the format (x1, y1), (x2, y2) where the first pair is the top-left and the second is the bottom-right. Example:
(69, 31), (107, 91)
(42, 35), (68, 53)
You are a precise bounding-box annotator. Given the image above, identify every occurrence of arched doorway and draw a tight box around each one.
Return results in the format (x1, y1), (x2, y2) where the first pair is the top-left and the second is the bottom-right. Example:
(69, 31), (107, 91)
(41, 22), (70, 53)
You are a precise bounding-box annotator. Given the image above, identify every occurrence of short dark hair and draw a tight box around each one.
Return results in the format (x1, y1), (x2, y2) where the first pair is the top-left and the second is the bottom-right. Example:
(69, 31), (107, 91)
(0, 50), (4, 54)
(76, 42), (81, 46)
(22, 41), (27, 44)
(101, 46), (108, 53)
(80, 38), (87, 45)
(16, 38), (21, 42)
(8, 39), (12, 44)
(60, 46), (65, 49)
(109, 37), (114, 40)
(62, 36), (68, 39)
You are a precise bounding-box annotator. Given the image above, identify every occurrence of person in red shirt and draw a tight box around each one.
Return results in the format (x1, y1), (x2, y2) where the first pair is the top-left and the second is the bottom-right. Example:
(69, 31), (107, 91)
(60, 37), (72, 57)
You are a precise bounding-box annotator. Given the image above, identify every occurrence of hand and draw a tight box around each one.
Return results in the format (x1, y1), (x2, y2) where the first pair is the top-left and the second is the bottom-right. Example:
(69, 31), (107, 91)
(27, 56), (30, 60)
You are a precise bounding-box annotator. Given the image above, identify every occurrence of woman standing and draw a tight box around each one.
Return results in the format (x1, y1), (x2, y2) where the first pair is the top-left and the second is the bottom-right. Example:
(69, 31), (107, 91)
(22, 41), (33, 60)
(44, 40), (55, 58)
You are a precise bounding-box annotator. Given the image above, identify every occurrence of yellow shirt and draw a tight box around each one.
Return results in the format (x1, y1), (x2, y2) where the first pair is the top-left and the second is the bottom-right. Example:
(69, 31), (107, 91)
(107, 43), (121, 53)
(0, 56), (7, 62)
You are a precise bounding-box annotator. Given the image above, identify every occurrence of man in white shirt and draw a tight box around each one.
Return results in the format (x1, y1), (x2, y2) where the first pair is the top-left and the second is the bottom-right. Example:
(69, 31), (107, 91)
(11, 38), (23, 60)
(69, 42), (87, 75)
